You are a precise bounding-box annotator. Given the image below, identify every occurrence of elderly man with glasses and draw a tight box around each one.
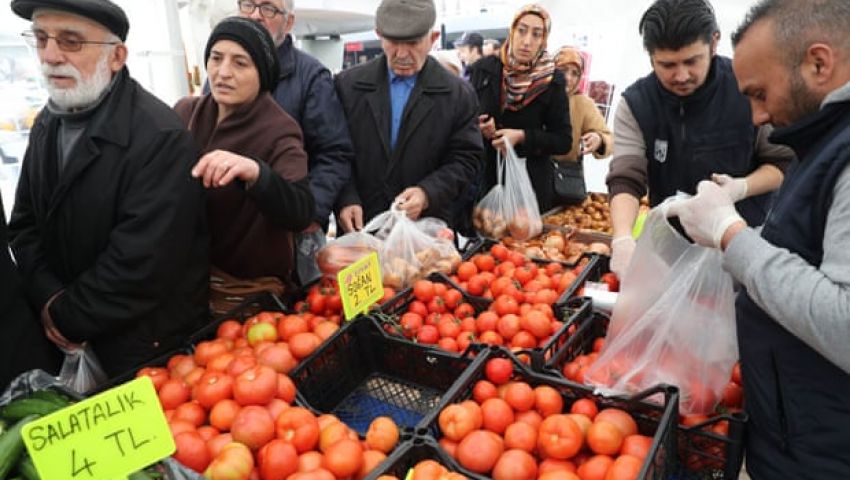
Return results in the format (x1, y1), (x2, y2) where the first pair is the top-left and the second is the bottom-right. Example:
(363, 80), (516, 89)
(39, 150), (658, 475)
(236, 0), (354, 286)
(8, 0), (210, 380)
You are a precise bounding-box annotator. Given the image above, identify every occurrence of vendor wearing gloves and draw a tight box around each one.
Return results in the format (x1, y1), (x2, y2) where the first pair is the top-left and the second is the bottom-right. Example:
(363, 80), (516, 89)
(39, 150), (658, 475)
(606, 0), (793, 278)
(174, 17), (314, 292)
(668, 0), (850, 476)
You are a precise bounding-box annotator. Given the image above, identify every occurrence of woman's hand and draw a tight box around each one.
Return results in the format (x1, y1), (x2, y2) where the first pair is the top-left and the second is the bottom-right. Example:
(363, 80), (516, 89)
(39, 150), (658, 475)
(192, 150), (261, 188)
(492, 128), (525, 153)
(479, 114), (497, 140)
(580, 132), (603, 155)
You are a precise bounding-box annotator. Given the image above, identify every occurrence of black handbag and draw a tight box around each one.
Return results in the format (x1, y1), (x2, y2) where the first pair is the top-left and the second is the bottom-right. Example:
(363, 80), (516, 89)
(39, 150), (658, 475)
(552, 159), (587, 205)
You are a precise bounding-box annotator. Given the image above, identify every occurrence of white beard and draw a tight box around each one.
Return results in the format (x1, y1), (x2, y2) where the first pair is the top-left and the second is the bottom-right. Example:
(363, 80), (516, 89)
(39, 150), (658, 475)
(42, 50), (113, 110)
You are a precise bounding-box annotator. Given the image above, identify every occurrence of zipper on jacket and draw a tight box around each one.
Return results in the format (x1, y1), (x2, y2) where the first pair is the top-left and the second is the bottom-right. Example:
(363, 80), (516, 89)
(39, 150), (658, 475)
(771, 353), (790, 452)
(679, 103), (686, 142)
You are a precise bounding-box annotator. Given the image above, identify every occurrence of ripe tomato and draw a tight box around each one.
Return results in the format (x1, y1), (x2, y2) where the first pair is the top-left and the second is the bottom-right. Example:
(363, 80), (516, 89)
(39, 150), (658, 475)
(136, 367), (169, 392)
(457, 261), (478, 281)
(216, 319), (243, 340)
(504, 421), (538, 452)
(417, 324), (440, 344)
(576, 454), (613, 480)
(456, 430), (503, 474)
(493, 295), (519, 316)
(209, 399), (241, 431)
(490, 244), (509, 261)
(600, 273), (620, 292)
(439, 404), (477, 442)
(620, 434), (653, 460)
(159, 379), (191, 410)
(194, 340), (230, 367)
(288, 332), (322, 360)
(233, 365), (277, 406)
(321, 438), (363, 477)
(481, 397), (514, 435)
(173, 431), (211, 473)
(570, 398), (599, 420)
(492, 449), (538, 480)
(473, 254), (496, 272)
(731, 362), (742, 385)
(204, 442), (254, 480)
(230, 405), (275, 450)
(359, 450), (388, 479)
(484, 358), (513, 385)
(472, 380), (498, 404)
(193, 371), (234, 409)
(366, 416), (400, 453)
(443, 289), (463, 310)
(587, 420), (625, 455)
(534, 385), (564, 417)
(537, 414), (584, 460)
(278, 315), (310, 341)
(413, 280), (436, 302)
(504, 382), (535, 412)
(721, 382), (744, 408)
(276, 374), (296, 403)
(257, 439), (298, 480)
(275, 407), (320, 453)
(595, 408), (638, 437)
(206, 433), (233, 459)
(173, 401), (206, 428)
(605, 454), (642, 480)
(256, 343), (297, 374)
(306, 291), (327, 315)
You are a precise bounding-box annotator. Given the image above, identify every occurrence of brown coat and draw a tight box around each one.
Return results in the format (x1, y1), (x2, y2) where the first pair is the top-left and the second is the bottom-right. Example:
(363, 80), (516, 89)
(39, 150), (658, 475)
(554, 93), (613, 162)
(174, 93), (313, 283)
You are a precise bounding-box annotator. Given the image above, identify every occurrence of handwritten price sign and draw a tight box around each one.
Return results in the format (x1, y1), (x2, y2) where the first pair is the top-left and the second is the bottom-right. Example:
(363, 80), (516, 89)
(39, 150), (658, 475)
(338, 251), (384, 319)
(22, 376), (174, 480)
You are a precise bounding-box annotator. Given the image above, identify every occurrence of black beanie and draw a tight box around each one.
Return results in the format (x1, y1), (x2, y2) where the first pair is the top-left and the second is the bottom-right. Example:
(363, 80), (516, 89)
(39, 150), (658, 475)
(204, 17), (279, 93)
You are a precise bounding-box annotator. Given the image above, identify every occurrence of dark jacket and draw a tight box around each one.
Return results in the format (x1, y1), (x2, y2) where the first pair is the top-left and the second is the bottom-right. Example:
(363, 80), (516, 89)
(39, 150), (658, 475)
(736, 100), (850, 479)
(271, 35), (353, 230)
(334, 55), (482, 226)
(174, 93), (313, 283)
(0, 194), (61, 389)
(468, 55), (572, 213)
(621, 56), (773, 224)
(9, 69), (210, 377)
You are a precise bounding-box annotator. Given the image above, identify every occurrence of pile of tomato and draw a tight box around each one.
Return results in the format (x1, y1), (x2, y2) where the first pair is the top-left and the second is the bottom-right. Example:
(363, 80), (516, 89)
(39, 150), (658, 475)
(432, 357), (656, 480)
(375, 459), (467, 480)
(137, 310), (403, 480)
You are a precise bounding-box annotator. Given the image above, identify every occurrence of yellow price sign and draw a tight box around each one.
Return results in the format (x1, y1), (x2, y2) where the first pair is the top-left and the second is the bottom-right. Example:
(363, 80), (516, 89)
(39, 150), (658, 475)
(338, 251), (384, 320)
(22, 376), (175, 480)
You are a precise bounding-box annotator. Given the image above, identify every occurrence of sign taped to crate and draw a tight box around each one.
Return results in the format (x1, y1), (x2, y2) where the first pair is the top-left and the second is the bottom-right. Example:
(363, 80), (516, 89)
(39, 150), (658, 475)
(339, 251), (384, 319)
(22, 376), (175, 480)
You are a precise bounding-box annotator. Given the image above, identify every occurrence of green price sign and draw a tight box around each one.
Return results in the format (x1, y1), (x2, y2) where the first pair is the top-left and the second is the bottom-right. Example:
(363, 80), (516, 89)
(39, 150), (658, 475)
(338, 251), (384, 320)
(22, 376), (175, 480)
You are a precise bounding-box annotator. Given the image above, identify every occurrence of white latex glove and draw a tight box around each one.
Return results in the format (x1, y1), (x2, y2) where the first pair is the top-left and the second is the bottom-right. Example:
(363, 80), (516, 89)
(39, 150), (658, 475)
(711, 173), (748, 202)
(610, 236), (636, 279)
(666, 180), (745, 248)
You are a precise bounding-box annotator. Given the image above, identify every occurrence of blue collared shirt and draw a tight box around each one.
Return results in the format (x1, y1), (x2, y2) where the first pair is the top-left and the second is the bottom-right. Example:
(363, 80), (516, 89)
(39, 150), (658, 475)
(388, 67), (417, 149)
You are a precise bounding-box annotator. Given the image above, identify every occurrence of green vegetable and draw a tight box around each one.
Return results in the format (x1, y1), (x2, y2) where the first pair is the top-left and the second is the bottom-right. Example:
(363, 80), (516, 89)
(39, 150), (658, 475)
(28, 390), (71, 409)
(0, 415), (40, 479)
(16, 455), (39, 480)
(1, 399), (65, 422)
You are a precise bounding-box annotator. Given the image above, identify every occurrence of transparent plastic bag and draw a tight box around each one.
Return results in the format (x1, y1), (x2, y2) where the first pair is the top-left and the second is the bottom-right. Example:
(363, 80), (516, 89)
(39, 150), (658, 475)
(57, 344), (108, 395)
(316, 230), (383, 279)
(472, 140), (542, 240)
(584, 201), (738, 414)
(365, 206), (461, 290)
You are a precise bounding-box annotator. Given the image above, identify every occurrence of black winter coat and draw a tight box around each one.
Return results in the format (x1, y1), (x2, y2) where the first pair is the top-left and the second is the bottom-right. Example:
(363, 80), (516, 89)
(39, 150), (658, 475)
(334, 56), (482, 227)
(468, 56), (572, 212)
(9, 69), (210, 377)
(0, 193), (61, 389)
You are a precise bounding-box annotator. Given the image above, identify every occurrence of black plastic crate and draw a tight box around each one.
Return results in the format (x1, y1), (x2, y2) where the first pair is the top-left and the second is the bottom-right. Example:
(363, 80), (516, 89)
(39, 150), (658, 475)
(543, 297), (609, 376)
(290, 316), (486, 436)
(542, 303), (747, 480)
(188, 292), (288, 345)
(419, 346), (680, 480)
(557, 251), (608, 303)
(524, 296), (597, 373)
(365, 436), (486, 480)
(88, 345), (194, 395)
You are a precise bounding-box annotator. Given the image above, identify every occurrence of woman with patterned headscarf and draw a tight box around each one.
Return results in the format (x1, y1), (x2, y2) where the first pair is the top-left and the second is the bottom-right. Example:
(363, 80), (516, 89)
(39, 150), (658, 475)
(553, 46), (613, 162)
(467, 3), (571, 212)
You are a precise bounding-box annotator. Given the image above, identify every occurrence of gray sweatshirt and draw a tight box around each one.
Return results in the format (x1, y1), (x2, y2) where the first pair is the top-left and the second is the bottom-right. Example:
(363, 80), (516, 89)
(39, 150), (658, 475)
(723, 82), (850, 374)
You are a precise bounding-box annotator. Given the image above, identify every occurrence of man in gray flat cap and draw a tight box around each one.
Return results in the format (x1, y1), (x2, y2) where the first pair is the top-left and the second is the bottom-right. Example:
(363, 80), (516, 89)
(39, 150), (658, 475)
(8, 0), (209, 379)
(334, 0), (482, 233)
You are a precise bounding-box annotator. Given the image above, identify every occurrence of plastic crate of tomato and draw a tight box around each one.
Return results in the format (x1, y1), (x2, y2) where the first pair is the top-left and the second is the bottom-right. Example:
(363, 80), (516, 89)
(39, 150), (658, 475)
(364, 436), (485, 480)
(417, 346), (679, 479)
(188, 292), (289, 345)
(289, 316), (487, 436)
(543, 304), (748, 480)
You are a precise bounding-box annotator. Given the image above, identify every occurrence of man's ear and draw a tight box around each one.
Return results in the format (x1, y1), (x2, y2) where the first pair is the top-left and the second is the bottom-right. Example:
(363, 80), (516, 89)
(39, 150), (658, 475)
(284, 12), (295, 34)
(806, 43), (834, 83)
(430, 30), (441, 46)
(710, 31), (721, 55)
(110, 43), (128, 72)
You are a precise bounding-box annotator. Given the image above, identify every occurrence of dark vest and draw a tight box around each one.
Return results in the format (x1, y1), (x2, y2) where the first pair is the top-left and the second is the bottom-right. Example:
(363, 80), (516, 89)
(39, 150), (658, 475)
(623, 56), (771, 225)
(737, 100), (850, 479)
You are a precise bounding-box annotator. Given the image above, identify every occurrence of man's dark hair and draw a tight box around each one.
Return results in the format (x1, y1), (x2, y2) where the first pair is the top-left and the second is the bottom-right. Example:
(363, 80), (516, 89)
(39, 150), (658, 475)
(732, 0), (850, 67)
(639, 0), (719, 53)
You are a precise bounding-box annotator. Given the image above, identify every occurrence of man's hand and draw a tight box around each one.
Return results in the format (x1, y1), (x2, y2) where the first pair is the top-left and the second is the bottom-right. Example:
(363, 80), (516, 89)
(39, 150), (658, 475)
(41, 292), (81, 350)
(479, 115), (496, 140)
(580, 132), (603, 155)
(711, 173), (748, 202)
(666, 180), (746, 248)
(610, 236), (636, 279)
(492, 129), (525, 154)
(192, 150), (261, 189)
(395, 187), (429, 220)
(339, 205), (364, 232)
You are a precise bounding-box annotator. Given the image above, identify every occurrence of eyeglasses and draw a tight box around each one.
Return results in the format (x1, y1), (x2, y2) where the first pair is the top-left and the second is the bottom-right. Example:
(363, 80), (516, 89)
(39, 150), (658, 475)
(21, 30), (120, 52)
(237, 1), (286, 19)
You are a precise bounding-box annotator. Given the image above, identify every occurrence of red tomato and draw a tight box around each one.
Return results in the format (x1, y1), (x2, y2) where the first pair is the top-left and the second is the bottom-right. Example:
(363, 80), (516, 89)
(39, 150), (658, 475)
(136, 367), (169, 392)
(537, 414), (584, 460)
(173, 431), (211, 473)
(257, 439), (298, 480)
(230, 405), (275, 450)
(216, 319), (243, 340)
(234, 366), (277, 406)
(600, 273), (620, 292)
(193, 371), (234, 409)
(275, 407), (320, 453)
(484, 358), (513, 385)
(159, 379), (191, 410)
(205, 442), (254, 479)
(413, 280), (436, 302)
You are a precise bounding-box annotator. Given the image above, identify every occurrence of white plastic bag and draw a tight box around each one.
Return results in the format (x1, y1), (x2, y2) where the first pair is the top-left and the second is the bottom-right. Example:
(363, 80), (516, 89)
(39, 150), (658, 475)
(364, 206), (461, 290)
(584, 201), (738, 414)
(472, 140), (542, 240)
(57, 344), (107, 395)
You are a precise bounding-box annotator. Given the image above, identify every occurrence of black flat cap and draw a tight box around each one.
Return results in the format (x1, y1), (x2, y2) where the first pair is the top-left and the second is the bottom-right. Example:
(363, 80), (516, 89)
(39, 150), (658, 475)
(375, 0), (436, 42)
(11, 0), (129, 41)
